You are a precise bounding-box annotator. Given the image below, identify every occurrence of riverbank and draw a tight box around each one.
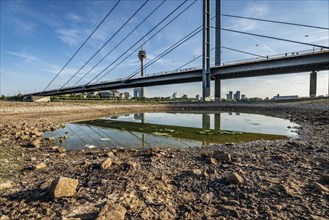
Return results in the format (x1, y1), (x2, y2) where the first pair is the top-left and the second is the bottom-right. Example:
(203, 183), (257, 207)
(0, 100), (328, 219)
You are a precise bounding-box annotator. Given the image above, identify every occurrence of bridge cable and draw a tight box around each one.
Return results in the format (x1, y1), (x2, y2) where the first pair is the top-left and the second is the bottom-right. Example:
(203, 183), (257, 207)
(174, 46), (265, 71)
(212, 27), (329, 49)
(96, 1), (202, 84)
(60, 0), (150, 89)
(43, 0), (121, 91)
(221, 46), (267, 58)
(221, 14), (329, 30)
(73, 0), (167, 86)
(85, 0), (196, 86)
(123, 27), (202, 82)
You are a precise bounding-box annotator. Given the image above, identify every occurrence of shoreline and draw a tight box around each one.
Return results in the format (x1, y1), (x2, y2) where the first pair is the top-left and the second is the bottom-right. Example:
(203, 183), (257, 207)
(0, 100), (328, 219)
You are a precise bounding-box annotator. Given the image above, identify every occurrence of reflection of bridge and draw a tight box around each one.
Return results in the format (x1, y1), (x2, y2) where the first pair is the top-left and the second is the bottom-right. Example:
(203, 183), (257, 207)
(134, 112), (221, 131)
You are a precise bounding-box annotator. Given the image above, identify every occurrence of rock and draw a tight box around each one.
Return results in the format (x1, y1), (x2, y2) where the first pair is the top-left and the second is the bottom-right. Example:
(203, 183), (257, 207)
(320, 175), (329, 184)
(0, 215), (10, 220)
(96, 201), (126, 220)
(30, 157), (37, 161)
(49, 177), (78, 199)
(225, 172), (244, 184)
(310, 181), (329, 193)
(40, 179), (53, 190)
(30, 139), (41, 148)
(208, 157), (217, 165)
(100, 158), (112, 170)
(126, 161), (137, 169)
(57, 147), (66, 153)
(62, 217), (81, 220)
(0, 181), (13, 191)
(185, 169), (203, 178)
(34, 162), (47, 169)
(213, 151), (231, 162)
(310, 215), (328, 220)
(105, 151), (116, 157)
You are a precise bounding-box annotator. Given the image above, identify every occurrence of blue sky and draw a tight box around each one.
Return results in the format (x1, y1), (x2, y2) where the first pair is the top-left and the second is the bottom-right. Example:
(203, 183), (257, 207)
(1, 0), (328, 98)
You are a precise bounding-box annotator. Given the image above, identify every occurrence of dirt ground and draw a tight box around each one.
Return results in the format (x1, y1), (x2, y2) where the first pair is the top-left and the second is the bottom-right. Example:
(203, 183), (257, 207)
(0, 100), (328, 219)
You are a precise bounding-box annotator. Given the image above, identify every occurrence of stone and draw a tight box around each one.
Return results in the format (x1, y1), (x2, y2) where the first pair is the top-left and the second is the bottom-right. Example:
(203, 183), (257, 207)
(57, 147), (66, 153)
(34, 162), (47, 170)
(49, 177), (78, 199)
(225, 172), (244, 184)
(213, 151), (231, 162)
(208, 157), (217, 165)
(62, 217), (81, 220)
(310, 215), (328, 220)
(185, 169), (203, 178)
(96, 201), (126, 220)
(105, 151), (116, 157)
(126, 161), (137, 169)
(0, 181), (13, 191)
(30, 139), (41, 148)
(30, 157), (37, 161)
(100, 158), (112, 170)
(40, 179), (53, 190)
(320, 174), (329, 184)
(0, 215), (10, 220)
(310, 181), (329, 193)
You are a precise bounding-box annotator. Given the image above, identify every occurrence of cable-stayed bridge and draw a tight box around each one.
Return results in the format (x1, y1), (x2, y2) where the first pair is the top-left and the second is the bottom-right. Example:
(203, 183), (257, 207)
(25, 0), (329, 100)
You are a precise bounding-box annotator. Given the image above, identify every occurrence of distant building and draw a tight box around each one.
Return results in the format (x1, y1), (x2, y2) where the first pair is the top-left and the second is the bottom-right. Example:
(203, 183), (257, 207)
(99, 91), (111, 98)
(172, 92), (179, 99)
(234, 91), (241, 100)
(181, 94), (188, 99)
(241, 94), (246, 100)
(134, 88), (142, 98)
(273, 94), (298, 100)
(226, 91), (233, 100)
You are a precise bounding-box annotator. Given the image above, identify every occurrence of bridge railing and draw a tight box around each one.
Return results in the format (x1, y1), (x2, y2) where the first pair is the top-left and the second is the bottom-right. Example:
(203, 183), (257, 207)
(220, 48), (328, 67)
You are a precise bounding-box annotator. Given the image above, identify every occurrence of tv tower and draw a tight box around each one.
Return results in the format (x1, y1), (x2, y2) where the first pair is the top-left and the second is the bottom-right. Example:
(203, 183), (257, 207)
(138, 45), (147, 98)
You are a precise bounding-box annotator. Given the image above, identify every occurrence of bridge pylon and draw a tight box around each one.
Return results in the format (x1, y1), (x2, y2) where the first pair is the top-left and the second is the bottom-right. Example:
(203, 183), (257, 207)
(202, 0), (211, 101)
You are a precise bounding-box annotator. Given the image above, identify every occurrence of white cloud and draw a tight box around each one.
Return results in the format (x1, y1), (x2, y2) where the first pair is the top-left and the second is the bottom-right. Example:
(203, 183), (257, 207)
(13, 18), (37, 34)
(66, 13), (82, 22)
(7, 51), (39, 62)
(55, 28), (81, 46)
(232, 2), (269, 32)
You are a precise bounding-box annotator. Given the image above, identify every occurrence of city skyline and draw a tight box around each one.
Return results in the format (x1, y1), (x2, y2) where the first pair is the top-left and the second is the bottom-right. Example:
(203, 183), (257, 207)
(1, 0), (328, 98)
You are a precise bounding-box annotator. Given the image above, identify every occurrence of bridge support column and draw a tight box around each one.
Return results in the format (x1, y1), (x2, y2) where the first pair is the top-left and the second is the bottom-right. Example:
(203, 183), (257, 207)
(310, 71), (317, 98)
(202, 0), (211, 101)
(215, 79), (221, 101)
(214, 0), (221, 102)
(214, 113), (221, 131)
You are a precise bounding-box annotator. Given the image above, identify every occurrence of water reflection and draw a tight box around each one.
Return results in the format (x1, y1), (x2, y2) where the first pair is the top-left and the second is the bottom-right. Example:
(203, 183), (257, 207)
(43, 112), (298, 150)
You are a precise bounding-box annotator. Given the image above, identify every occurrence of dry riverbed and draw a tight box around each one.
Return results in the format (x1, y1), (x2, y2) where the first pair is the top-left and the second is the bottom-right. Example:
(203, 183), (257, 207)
(0, 100), (328, 219)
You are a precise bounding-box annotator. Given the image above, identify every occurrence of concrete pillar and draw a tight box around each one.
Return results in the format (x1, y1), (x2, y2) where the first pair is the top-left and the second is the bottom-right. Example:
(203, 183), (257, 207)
(214, 0), (221, 101)
(310, 71), (317, 98)
(215, 79), (221, 101)
(202, 114), (211, 130)
(202, 0), (211, 101)
(214, 113), (221, 131)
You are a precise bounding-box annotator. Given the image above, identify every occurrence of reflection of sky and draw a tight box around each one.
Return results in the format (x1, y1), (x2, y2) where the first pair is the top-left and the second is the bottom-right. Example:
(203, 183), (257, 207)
(105, 112), (298, 136)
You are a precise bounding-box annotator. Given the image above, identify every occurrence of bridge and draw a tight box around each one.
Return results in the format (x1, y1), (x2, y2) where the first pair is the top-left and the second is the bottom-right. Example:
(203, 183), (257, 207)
(30, 49), (329, 98)
(23, 0), (329, 101)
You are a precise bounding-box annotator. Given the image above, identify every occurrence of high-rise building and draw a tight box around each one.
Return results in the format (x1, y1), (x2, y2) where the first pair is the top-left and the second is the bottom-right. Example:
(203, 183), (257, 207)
(234, 91), (241, 100)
